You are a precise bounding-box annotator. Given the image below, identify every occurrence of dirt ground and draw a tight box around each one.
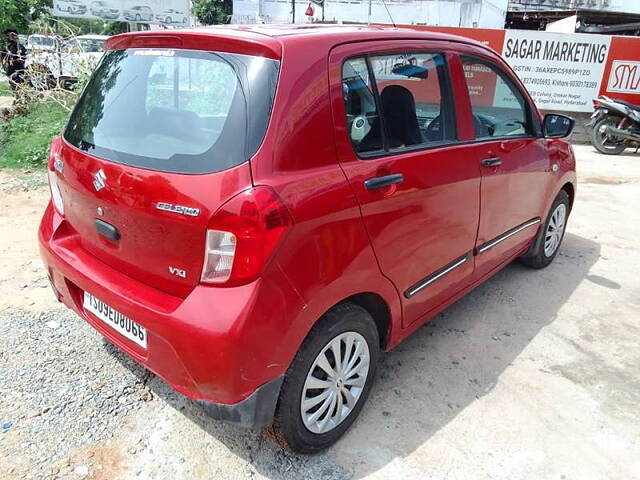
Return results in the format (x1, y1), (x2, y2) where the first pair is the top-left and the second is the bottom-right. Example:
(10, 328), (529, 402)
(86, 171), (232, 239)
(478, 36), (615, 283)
(0, 144), (639, 479)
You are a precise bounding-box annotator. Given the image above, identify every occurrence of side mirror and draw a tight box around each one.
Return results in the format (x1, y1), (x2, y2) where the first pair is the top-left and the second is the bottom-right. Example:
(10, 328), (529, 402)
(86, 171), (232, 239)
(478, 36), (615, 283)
(543, 114), (574, 138)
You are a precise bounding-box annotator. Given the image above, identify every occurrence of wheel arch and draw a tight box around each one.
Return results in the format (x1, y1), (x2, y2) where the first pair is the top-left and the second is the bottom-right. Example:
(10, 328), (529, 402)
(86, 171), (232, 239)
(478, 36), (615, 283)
(561, 181), (575, 212)
(341, 292), (392, 350)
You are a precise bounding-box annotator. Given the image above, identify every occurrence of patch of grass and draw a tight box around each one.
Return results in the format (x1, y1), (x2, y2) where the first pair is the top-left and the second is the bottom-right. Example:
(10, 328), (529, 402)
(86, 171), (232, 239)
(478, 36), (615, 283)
(0, 101), (70, 169)
(0, 81), (11, 97)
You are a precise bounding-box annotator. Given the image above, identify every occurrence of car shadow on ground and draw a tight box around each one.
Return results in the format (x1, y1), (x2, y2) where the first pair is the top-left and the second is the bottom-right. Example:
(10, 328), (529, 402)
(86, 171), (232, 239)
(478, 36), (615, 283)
(106, 232), (600, 479)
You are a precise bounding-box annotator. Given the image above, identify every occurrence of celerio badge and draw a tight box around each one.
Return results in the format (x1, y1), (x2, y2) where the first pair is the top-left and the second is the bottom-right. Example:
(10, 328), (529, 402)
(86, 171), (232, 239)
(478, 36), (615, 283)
(93, 169), (106, 191)
(156, 202), (200, 217)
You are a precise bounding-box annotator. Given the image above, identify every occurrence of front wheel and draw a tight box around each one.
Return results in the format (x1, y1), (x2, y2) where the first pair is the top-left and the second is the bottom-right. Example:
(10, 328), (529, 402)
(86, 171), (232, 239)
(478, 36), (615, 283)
(590, 115), (628, 155)
(28, 64), (54, 91)
(264, 303), (380, 453)
(520, 190), (570, 269)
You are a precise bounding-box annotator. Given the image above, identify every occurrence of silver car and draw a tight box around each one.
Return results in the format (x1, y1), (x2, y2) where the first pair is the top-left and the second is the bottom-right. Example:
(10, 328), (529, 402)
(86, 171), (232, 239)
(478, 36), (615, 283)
(156, 8), (188, 25)
(123, 5), (153, 22)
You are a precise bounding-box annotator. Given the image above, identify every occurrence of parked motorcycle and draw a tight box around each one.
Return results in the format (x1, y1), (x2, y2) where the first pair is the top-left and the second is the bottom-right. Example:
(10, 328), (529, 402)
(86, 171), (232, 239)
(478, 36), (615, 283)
(588, 95), (640, 155)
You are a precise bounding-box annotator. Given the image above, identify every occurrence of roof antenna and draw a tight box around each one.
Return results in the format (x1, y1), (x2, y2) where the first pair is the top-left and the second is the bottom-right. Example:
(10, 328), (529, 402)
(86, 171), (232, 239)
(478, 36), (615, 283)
(371, 0), (396, 28)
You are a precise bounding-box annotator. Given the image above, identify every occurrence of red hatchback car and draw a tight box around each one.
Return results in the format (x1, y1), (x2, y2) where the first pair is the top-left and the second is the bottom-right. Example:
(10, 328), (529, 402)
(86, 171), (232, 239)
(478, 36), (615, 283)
(39, 25), (576, 452)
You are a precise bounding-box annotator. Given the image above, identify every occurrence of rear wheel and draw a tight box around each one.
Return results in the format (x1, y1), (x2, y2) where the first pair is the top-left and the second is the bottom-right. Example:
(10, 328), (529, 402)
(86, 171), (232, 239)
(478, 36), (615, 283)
(264, 303), (380, 453)
(520, 190), (569, 269)
(590, 115), (628, 155)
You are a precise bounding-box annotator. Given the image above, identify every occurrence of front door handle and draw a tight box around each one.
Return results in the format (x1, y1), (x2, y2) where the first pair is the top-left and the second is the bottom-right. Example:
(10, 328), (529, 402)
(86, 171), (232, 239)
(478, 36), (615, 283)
(364, 173), (404, 190)
(480, 157), (502, 167)
(481, 157), (502, 167)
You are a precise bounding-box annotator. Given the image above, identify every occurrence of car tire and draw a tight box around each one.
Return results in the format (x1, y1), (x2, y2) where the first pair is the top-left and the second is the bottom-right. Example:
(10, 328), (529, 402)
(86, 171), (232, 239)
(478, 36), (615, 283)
(520, 190), (570, 269)
(264, 303), (380, 453)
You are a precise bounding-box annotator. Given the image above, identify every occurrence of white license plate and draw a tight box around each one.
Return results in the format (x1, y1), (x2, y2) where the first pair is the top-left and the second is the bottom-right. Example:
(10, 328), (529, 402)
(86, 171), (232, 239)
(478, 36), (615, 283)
(83, 291), (147, 348)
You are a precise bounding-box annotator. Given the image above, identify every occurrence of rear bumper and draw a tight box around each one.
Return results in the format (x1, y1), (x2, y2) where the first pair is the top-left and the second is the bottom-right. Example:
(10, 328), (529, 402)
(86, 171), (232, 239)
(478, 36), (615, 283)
(38, 202), (299, 428)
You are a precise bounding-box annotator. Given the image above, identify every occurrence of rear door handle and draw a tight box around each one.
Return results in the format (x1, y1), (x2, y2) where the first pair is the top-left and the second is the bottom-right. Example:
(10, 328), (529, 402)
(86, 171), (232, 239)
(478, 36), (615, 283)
(481, 157), (502, 167)
(364, 173), (404, 190)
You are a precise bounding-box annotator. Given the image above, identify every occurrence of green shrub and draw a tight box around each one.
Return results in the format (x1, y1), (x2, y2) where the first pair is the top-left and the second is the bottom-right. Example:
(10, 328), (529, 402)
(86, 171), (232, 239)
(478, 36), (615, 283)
(0, 81), (11, 96)
(0, 100), (69, 169)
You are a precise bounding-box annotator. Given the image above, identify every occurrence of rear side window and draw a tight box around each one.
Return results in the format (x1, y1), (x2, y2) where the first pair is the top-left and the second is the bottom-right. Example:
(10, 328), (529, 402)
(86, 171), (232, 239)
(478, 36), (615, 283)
(461, 56), (533, 139)
(65, 49), (279, 174)
(342, 52), (455, 156)
(343, 58), (383, 153)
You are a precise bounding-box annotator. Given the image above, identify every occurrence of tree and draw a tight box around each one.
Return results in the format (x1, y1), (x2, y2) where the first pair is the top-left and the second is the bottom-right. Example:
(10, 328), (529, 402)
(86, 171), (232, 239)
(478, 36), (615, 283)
(0, 0), (52, 35)
(192, 0), (232, 25)
(53, 18), (128, 36)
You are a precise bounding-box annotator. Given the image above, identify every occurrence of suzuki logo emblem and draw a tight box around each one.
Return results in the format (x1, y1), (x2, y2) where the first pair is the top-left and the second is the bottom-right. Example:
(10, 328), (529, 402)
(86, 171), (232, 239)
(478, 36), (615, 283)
(93, 169), (106, 191)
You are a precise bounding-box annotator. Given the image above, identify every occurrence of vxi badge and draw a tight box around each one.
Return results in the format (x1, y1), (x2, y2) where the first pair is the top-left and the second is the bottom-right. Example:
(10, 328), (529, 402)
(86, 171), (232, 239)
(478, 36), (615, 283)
(168, 266), (187, 278)
(156, 202), (200, 217)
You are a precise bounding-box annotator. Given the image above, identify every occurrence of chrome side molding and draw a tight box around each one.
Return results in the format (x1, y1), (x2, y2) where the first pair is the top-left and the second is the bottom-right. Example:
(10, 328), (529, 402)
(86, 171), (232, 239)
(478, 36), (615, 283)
(404, 217), (541, 299)
(404, 252), (472, 299)
(476, 217), (541, 255)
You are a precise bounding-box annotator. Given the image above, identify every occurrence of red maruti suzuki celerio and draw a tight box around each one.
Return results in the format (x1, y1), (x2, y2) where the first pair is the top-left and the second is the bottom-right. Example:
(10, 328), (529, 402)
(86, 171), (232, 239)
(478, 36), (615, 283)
(39, 25), (576, 452)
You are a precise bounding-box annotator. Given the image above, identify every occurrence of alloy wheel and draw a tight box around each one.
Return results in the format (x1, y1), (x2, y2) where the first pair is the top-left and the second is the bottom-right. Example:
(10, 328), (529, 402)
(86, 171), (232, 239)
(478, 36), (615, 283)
(29, 70), (48, 90)
(544, 203), (566, 257)
(300, 331), (370, 434)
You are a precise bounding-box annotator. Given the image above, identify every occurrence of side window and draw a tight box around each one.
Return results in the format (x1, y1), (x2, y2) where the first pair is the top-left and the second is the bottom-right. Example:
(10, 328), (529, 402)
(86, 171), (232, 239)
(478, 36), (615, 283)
(342, 57), (383, 153)
(370, 52), (454, 150)
(461, 56), (532, 139)
(342, 52), (455, 156)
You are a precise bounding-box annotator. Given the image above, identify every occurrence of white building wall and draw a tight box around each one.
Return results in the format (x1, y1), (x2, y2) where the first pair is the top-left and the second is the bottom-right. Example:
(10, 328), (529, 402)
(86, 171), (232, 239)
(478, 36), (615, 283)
(508, 0), (640, 15)
(232, 0), (508, 29)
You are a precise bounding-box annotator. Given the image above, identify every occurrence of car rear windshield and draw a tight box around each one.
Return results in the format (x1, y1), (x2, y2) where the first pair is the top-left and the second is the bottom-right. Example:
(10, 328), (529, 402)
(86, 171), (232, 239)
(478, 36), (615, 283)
(64, 48), (279, 174)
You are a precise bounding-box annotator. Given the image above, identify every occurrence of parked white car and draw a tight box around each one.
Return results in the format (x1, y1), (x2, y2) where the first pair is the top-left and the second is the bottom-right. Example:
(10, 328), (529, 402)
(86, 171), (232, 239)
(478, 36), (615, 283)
(26, 35), (108, 89)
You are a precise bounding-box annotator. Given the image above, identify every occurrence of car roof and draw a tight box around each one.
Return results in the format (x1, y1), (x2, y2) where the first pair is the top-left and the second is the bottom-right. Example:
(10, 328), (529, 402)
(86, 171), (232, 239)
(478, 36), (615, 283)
(107, 24), (491, 60)
(187, 23), (484, 46)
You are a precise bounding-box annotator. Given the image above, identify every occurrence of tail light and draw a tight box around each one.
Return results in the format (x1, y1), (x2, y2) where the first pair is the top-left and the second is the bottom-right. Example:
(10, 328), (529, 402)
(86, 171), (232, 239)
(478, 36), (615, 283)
(201, 186), (293, 286)
(48, 137), (64, 215)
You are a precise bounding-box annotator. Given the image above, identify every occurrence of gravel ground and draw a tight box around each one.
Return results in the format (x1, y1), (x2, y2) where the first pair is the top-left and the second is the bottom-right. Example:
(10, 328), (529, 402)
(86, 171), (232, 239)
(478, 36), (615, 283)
(0, 307), (352, 480)
(0, 307), (153, 479)
(0, 145), (639, 479)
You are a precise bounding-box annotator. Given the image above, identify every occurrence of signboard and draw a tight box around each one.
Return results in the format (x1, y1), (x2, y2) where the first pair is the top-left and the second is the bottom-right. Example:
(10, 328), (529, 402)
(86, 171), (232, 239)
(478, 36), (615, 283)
(606, 60), (640, 94)
(52, 0), (190, 25)
(501, 31), (610, 112)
